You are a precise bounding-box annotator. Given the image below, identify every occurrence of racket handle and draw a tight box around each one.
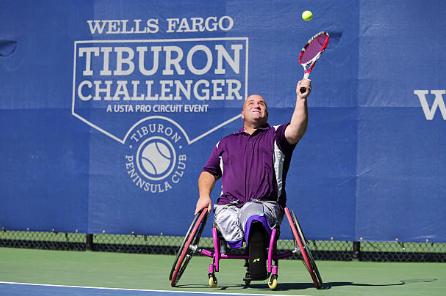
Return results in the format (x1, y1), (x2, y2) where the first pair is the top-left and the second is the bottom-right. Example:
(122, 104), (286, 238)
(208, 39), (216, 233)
(300, 72), (310, 93)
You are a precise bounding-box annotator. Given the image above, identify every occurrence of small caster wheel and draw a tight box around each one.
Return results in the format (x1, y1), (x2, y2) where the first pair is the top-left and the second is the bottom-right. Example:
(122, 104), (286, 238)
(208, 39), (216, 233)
(243, 272), (251, 287)
(268, 274), (278, 290)
(208, 274), (218, 288)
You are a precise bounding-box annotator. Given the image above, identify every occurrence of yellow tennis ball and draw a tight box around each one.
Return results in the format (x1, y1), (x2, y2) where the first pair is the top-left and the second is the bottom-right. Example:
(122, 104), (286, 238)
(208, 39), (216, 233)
(302, 10), (313, 21)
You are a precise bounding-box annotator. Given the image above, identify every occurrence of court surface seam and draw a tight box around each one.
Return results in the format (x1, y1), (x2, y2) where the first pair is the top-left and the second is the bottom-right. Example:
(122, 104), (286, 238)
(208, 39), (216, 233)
(0, 281), (308, 296)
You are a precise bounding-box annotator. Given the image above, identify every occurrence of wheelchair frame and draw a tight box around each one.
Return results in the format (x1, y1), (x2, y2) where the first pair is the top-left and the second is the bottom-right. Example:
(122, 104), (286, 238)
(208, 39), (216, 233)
(169, 207), (322, 290)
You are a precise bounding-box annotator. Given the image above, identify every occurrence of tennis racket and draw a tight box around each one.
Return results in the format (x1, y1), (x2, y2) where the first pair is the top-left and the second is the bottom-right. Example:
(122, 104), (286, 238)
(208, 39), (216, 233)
(299, 31), (329, 93)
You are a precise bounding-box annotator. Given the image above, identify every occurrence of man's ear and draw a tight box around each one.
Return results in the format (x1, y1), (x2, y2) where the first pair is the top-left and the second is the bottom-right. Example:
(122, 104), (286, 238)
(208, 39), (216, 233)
(241, 110), (245, 120)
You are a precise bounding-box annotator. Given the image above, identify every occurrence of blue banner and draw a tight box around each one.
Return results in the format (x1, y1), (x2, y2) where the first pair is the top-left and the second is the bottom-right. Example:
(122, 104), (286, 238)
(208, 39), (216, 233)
(0, 0), (445, 242)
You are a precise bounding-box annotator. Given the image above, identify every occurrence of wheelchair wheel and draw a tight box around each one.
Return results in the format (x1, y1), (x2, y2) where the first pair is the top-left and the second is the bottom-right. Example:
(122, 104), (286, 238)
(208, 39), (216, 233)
(285, 207), (323, 289)
(169, 209), (208, 287)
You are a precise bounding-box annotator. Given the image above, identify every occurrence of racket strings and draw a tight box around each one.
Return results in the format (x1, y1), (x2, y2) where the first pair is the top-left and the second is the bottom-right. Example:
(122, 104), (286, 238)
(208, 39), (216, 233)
(299, 32), (329, 75)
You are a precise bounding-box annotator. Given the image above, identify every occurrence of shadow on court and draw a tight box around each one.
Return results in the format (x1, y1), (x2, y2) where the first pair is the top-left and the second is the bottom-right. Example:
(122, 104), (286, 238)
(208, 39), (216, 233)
(247, 279), (437, 291)
(176, 279), (437, 292)
(242, 281), (406, 291)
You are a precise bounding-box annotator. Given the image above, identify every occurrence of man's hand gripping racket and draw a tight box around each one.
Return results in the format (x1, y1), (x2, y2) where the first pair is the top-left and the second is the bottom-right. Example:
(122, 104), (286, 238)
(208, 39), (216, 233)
(299, 32), (329, 93)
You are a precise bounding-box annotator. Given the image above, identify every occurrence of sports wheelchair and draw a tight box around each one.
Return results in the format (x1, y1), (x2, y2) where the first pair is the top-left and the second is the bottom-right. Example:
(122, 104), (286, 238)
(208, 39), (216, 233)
(169, 207), (322, 290)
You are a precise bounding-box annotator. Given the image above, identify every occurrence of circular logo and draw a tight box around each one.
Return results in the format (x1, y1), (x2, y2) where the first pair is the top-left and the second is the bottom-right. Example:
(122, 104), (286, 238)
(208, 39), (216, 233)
(136, 136), (176, 181)
(124, 119), (187, 194)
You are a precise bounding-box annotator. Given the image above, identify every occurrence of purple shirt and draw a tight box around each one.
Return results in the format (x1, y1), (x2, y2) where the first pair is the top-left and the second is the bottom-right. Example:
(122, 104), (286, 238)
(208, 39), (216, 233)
(202, 123), (296, 207)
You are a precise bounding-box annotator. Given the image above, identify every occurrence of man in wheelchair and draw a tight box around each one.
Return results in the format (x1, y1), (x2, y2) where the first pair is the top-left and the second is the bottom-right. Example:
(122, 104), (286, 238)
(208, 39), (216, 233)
(195, 79), (311, 281)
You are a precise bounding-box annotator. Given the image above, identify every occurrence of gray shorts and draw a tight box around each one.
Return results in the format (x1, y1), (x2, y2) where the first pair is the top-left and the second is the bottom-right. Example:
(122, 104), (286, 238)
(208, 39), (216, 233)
(213, 200), (284, 248)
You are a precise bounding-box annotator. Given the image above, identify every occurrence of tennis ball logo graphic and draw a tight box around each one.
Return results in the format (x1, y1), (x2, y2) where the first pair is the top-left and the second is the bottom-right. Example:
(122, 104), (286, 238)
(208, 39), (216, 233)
(137, 137), (176, 181)
(142, 142), (171, 174)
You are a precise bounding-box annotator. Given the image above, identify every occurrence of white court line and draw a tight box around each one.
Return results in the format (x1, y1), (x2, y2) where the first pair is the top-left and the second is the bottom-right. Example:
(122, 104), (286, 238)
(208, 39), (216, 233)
(0, 281), (308, 296)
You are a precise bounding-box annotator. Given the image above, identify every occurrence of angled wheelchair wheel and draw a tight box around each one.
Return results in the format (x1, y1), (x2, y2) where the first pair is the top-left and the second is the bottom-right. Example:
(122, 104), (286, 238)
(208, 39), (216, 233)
(169, 209), (208, 287)
(285, 207), (323, 289)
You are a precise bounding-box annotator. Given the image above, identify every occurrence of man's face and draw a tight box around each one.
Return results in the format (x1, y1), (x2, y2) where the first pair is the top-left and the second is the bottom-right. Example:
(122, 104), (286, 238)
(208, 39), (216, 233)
(241, 95), (268, 125)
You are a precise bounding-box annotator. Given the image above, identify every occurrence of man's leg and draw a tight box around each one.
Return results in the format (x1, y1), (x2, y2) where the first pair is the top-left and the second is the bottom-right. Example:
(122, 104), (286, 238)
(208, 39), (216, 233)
(240, 201), (284, 280)
(248, 221), (268, 280)
(213, 204), (244, 248)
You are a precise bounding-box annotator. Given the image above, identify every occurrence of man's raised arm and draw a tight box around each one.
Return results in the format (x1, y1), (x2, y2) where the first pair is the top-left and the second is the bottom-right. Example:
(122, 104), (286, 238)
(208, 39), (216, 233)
(284, 79), (311, 145)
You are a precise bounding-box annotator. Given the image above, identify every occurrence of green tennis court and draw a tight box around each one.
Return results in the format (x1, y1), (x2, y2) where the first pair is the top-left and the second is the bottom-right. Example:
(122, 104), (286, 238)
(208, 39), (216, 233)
(1, 247), (444, 296)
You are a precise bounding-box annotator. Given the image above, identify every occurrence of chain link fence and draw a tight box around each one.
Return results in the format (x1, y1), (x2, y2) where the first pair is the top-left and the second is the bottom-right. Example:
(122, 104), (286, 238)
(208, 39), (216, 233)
(1, 229), (445, 262)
